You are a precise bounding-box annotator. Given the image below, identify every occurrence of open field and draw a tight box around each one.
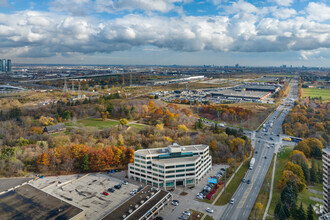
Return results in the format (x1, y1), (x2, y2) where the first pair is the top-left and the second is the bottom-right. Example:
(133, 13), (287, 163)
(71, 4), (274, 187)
(215, 160), (250, 206)
(65, 118), (120, 129)
(249, 154), (274, 219)
(302, 88), (330, 101)
(267, 146), (323, 218)
(267, 146), (293, 217)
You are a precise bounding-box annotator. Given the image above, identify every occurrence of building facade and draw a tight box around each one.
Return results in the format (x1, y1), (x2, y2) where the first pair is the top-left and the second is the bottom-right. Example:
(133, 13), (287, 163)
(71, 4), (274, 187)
(1, 59), (6, 72)
(323, 148), (330, 214)
(7, 59), (11, 72)
(128, 144), (212, 189)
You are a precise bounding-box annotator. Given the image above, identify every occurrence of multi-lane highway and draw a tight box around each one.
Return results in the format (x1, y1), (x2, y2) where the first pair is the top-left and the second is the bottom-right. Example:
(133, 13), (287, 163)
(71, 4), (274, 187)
(220, 76), (299, 220)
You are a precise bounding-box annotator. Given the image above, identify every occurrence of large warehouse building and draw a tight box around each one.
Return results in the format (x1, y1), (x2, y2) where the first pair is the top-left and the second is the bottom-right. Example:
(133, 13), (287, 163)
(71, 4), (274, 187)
(128, 143), (212, 189)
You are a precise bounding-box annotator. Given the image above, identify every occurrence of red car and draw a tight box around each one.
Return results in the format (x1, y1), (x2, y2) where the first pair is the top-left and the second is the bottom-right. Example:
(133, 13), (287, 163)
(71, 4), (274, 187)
(103, 191), (109, 196)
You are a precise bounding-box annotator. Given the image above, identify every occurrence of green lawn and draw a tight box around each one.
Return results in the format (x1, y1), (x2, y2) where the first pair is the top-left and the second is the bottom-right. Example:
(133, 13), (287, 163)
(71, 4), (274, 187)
(267, 146), (293, 216)
(302, 88), (330, 101)
(249, 154), (275, 220)
(65, 118), (120, 129)
(189, 209), (204, 220)
(204, 215), (214, 220)
(215, 160), (250, 206)
(128, 124), (148, 129)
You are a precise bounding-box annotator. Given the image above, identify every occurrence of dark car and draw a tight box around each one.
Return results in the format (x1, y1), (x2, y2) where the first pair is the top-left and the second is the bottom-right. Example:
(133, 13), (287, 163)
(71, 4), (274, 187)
(221, 168), (226, 171)
(108, 187), (115, 193)
(114, 184), (122, 189)
(255, 151), (258, 154)
(264, 156), (267, 159)
(247, 180), (251, 184)
(155, 217), (163, 220)
(270, 137), (274, 140)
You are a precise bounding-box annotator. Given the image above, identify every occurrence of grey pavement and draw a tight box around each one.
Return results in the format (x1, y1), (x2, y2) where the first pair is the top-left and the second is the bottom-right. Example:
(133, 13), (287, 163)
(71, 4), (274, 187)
(0, 177), (35, 193)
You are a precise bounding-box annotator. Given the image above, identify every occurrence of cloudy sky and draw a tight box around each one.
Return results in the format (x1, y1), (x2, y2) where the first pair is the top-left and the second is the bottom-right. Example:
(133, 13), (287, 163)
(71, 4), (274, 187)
(0, 0), (330, 66)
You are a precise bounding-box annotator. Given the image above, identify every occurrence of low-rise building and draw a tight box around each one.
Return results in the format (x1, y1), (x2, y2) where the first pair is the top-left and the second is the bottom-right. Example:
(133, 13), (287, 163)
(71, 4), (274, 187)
(128, 143), (212, 189)
(43, 123), (66, 134)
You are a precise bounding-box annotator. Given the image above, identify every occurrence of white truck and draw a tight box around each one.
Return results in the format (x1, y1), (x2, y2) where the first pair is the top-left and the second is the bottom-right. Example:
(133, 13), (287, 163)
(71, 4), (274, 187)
(249, 158), (255, 170)
(270, 122), (273, 128)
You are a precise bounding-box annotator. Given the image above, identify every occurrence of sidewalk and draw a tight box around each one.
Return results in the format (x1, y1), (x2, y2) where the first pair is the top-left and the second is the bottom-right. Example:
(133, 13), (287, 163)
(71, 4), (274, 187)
(262, 152), (277, 220)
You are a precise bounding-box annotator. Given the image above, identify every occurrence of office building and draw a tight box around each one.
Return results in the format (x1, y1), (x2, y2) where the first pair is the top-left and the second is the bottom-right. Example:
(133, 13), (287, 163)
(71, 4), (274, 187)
(323, 148), (330, 213)
(1, 59), (6, 72)
(6, 59), (11, 72)
(128, 143), (212, 189)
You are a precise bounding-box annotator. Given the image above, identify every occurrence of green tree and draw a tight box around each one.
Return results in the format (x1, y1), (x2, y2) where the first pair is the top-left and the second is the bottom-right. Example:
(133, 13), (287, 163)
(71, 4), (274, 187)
(307, 204), (313, 220)
(279, 205), (287, 220)
(310, 160), (316, 183)
(275, 200), (282, 219)
(290, 200), (298, 220)
(80, 154), (90, 171)
(298, 202), (306, 220)
(283, 203), (290, 218)
(119, 118), (129, 126)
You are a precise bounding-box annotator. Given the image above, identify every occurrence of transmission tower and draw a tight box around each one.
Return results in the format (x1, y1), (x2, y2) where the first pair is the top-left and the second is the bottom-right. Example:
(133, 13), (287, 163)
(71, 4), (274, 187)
(130, 73), (132, 87)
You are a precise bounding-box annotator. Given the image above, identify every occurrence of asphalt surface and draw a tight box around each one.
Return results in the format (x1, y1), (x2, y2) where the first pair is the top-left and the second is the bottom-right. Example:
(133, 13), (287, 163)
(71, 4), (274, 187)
(220, 76), (299, 220)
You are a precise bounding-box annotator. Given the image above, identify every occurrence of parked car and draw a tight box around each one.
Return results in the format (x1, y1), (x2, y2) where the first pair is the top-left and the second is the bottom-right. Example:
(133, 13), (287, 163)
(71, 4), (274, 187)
(108, 188), (115, 193)
(242, 178), (246, 183)
(172, 200), (179, 206)
(178, 215), (187, 220)
(221, 168), (226, 171)
(122, 181), (128, 185)
(103, 191), (109, 196)
(229, 198), (235, 204)
(206, 208), (214, 213)
(155, 217), (163, 220)
(114, 184), (122, 189)
(183, 211), (191, 216)
(247, 180), (251, 184)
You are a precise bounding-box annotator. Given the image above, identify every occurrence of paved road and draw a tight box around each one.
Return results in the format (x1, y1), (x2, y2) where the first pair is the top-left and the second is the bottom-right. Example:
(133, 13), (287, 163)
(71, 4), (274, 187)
(220, 76), (299, 220)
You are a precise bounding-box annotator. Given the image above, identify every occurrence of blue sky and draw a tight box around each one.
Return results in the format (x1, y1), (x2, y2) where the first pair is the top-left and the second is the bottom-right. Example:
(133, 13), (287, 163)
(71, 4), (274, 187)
(0, 0), (330, 66)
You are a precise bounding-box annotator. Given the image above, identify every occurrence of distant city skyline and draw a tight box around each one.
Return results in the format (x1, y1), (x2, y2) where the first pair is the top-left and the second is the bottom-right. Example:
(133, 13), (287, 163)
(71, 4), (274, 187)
(0, 0), (329, 67)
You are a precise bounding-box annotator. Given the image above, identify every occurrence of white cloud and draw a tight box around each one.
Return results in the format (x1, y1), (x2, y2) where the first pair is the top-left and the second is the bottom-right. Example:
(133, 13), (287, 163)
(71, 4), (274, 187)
(271, 7), (296, 19)
(49, 0), (92, 16)
(95, 0), (184, 13)
(306, 2), (330, 22)
(300, 50), (320, 60)
(273, 0), (294, 7)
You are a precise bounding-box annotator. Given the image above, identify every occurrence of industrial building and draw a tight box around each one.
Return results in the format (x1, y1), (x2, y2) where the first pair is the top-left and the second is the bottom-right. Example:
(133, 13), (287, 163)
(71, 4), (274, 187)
(323, 148), (330, 213)
(211, 90), (271, 102)
(128, 143), (212, 189)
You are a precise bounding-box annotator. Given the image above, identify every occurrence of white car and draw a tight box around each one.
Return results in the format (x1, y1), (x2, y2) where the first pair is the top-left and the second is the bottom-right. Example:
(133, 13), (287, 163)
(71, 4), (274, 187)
(206, 208), (214, 213)
(183, 211), (191, 216)
(230, 198), (235, 204)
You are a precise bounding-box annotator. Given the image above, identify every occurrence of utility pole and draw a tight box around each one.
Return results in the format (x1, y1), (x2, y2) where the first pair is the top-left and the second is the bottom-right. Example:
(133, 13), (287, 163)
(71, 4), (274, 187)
(63, 78), (68, 93)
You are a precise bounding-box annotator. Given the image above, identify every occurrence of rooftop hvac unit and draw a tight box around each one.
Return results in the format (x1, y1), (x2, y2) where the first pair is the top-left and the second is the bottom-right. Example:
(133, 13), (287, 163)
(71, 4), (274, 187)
(140, 200), (145, 204)
(135, 204), (139, 209)
(146, 196), (150, 199)
(122, 215), (126, 219)
(128, 209), (133, 214)
(151, 192), (154, 196)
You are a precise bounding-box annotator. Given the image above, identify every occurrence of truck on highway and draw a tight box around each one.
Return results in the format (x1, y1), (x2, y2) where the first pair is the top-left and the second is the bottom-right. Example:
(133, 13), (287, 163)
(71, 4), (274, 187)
(249, 158), (255, 170)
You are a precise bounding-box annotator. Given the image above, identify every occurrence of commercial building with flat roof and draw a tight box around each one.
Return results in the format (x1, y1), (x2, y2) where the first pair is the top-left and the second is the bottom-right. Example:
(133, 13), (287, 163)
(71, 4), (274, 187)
(128, 144), (212, 189)
(323, 148), (330, 213)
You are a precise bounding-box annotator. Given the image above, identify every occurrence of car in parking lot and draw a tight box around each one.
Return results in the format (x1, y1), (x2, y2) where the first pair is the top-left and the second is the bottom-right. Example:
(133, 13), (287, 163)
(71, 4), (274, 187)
(206, 208), (214, 213)
(114, 184), (122, 189)
(183, 211), (191, 216)
(221, 168), (226, 171)
(270, 137), (274, 140)
(172, 200), (179, 206)
(229, 198), (234, 204)
(122, 181), (128, 185)
(103, 191), (109, 196)
(178, 215), (187, 219)
(242, 178), (246, 183)
(108, 187), (115, 193)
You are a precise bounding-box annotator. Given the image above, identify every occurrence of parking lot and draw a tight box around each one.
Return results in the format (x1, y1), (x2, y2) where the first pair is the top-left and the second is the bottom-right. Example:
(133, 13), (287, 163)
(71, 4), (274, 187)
(30, 173), (139, 219)
(161, 164), (229, 220)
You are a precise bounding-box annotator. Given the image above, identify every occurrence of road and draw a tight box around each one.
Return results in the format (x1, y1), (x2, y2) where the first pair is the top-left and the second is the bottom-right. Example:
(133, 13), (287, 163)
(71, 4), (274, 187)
(220, 76), (299, 220)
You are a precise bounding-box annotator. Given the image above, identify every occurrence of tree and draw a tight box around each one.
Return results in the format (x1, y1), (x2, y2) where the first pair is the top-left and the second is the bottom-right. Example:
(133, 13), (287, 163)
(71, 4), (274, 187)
(39, 116), (55, 126)
(120, 118), (129, 126)
(298, 202), (306, 220)
(255, 202), (263, 219)
(209, 140), (217, 151)
(307, 204), (313, 220)
(279, 205), (287, 220)
(290, 150), (308, 164)
(295, 141), (311, 157)
(178, 124), (189, 132)
(80, 154), (90, 171)
(155, 123), (164, 132)
(117, 134), (124, 146)
(274, 200), (282, 219)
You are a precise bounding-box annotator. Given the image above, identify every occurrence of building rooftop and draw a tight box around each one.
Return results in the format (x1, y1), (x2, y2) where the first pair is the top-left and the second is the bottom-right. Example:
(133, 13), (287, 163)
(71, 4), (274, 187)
(152, 155), (200, 165)
(0, 184), (83, 220)
(135, 144), (208, 156)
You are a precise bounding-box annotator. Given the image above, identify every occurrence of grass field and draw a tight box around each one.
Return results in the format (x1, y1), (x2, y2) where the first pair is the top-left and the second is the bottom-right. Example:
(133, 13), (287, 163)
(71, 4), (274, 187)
(65, 118), (120, 129)
(267, 146), (293, 217)
(267, 146), (323, 218)
(215, 160), (250, 206)
(302, 88), (330, 101)
(249, 154), (275, 219)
